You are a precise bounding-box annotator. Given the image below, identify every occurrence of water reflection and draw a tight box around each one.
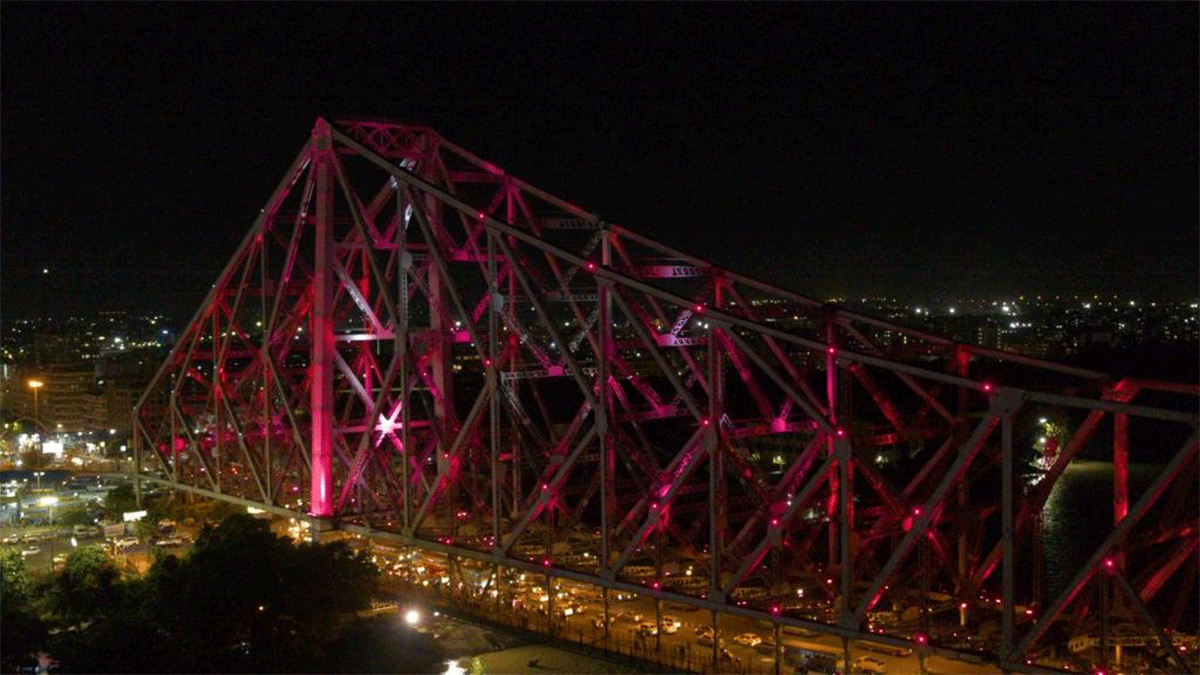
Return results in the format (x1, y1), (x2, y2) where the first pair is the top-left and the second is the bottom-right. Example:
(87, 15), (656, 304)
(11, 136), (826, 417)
(1041, 460), (1159, 598)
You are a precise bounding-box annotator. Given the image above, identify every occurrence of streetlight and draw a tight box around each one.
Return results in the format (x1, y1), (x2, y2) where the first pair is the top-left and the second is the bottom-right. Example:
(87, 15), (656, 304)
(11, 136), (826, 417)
(39, 495), (58, 525)
(28, 379), (45, 460)
(33, 471), (44, 491)
(28, 379), (44, 430)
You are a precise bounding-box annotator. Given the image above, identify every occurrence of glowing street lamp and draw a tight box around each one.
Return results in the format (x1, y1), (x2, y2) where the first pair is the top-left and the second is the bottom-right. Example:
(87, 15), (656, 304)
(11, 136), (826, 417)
(39, 495), (58, 525)
(28, 379), (44, 436)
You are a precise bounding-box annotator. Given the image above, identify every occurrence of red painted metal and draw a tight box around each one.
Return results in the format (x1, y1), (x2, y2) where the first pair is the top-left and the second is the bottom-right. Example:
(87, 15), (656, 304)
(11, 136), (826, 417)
(132, 118), (1199, 672)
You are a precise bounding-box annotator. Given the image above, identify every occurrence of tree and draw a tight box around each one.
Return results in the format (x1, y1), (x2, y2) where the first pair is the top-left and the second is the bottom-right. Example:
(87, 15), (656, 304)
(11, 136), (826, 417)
(103, 484), (138, 517)
(48, 545), (122, 623)
(1, 549), (48, 673)
(1, 547), (34, 608)
(58, 506), (95, 527)
(139, 513), (379, 672)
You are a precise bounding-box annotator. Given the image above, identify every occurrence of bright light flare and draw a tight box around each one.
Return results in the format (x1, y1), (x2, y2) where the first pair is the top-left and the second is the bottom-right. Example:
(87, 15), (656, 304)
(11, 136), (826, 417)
(404, 608), (421, 626)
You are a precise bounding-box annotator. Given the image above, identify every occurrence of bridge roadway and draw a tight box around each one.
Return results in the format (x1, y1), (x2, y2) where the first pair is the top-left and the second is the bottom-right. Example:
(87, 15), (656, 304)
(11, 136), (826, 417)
(120, 473), (1176, 674)
(363, 534), (1007, 675)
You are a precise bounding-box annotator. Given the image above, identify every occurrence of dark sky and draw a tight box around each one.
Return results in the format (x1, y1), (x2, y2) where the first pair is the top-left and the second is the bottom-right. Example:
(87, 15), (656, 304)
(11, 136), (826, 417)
(2, 3), (1196, 320)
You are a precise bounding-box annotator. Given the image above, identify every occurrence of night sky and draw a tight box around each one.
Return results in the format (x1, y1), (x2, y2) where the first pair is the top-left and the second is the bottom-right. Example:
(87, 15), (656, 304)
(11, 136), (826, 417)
(2, 3), (1196, 320)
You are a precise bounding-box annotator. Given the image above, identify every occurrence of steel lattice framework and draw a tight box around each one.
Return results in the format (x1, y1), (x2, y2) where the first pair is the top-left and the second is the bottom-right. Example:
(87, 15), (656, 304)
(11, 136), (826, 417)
(134, 118), (1199, 672)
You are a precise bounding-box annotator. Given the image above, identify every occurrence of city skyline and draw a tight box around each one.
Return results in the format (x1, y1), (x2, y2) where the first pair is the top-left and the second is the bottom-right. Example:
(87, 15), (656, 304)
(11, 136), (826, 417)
(2, 4), (1197, 319)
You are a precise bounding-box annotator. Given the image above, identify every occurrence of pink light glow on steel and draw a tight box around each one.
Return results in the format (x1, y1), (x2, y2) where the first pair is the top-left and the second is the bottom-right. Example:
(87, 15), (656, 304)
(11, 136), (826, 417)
(702, 418), (710, 426)
(694, 304), (704, 313)
(543, 558), (552, 567)
(652, 580), (661, 590)
(982, 382), (993, 392)
(835, 428), (845, 437)
(827, 346), (836, 355)
(586, 262), (596, 271)
(770, 605), (781, 615)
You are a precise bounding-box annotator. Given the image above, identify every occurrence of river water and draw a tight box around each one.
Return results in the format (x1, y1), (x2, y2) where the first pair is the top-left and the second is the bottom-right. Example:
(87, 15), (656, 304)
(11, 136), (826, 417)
(1040, 460), (1169, 600)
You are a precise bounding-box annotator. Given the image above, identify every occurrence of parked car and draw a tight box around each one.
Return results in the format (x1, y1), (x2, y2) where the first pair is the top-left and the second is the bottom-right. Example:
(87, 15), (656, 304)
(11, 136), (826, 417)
(638, 622), (658, 637)
(21, 545), (40, 556)
(660, 616), (680, 633)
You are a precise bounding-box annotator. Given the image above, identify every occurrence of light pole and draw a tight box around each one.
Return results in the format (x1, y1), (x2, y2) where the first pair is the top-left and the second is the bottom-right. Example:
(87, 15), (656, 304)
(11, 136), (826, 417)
(40, 495), (58, 525)
(33, 471), (44, 492)
(28, 379), (44, 461)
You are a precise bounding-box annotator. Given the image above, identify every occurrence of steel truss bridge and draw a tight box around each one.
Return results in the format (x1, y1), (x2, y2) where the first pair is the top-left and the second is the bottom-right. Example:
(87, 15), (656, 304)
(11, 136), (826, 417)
(134, 118), (1199, 673)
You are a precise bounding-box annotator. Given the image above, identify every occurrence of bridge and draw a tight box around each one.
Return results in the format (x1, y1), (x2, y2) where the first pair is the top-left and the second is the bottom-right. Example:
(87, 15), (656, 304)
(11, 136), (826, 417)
(132, 118), (1198, 674)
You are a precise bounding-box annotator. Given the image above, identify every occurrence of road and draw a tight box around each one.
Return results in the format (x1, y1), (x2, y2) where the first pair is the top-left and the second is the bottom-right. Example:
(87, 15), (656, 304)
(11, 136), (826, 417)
(371, 545), (1003, 675)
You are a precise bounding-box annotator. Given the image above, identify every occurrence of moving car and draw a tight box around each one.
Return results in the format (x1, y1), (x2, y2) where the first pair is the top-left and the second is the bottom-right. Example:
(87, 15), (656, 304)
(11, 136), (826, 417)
(638, 622), (658, 637)
(853, 656), (887, 674)
(697, 634), (725, 648)
(734, 632), (762, 647)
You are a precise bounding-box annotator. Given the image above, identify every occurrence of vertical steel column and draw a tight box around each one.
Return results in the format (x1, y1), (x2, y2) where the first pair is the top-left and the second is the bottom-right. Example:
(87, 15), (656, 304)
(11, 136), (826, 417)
(773, 622), (782, 675)
(708, 313), (724, 599)
(213, 308), (223, 493)
(169, 391), (177, 483)
(955, 347), (970, 590)
(488, 231), (500, 549)
(261, 235), (272, 504)
(599, 233), (613, 576)
(1001, 406), (1014, 654)
(1113, 411), (1129, 570)
(427, 188), (453, 518)
(309, 121), (335, 517)
(397, 184), (412, 531)
(707, 298), (723, 672)
(826, 313), (839, 569)
(837, 434), (853, 626)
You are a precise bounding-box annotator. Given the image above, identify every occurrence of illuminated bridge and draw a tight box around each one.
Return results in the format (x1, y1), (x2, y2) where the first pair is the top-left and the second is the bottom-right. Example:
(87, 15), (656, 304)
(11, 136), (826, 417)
(133, 118), (1198, 674)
